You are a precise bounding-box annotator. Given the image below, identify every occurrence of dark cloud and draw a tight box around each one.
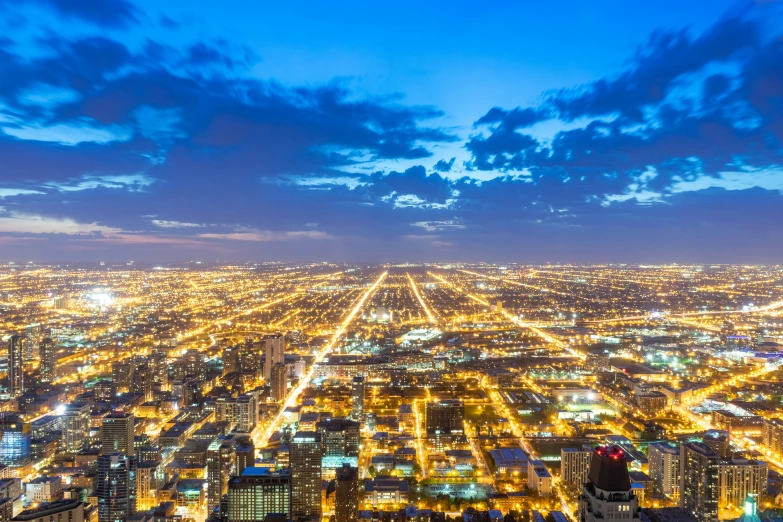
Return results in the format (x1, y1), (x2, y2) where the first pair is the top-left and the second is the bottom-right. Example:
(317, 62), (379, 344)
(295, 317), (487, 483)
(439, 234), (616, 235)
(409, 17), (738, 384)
(433, 157), (455, 172)
(21, 0), (139, 28)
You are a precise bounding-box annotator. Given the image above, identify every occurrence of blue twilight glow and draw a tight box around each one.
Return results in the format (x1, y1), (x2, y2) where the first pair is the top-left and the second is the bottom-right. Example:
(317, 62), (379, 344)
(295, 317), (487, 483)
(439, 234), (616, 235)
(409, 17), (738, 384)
(0, 0), (782, 262)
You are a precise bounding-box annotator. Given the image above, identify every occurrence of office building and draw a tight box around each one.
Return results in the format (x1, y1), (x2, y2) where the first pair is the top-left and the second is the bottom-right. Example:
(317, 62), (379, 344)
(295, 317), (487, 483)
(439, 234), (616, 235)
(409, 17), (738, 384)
(25, 476), (62, 503)
(226, 468), (291, 522)
(235, 393), (258, 433)
(101, 412), (135, 456)
(264, 335), (285, 381)
(680, 442), (719, 522)
(0, 415), (31, 466)
(235, 437), (254, 476)
(39, 338), (57, 384)
(762, 419), (783, 457)
(717, 459), (767, 509)
(648, 442), (681, 499)
(316, 418), (360, 461)
(703, 430), (730, 459)
(561, 446), (592, 487)
(335, 463), (358, 522)
(290, 432), (322, 519)
(207, 437), (236, 514)
(7, 336), (23, 397)
(136, 462), (161, 512)
(351, 376), (365, 422)
(62, 403), (90, 453)
(270, 363), (287, 402)
(578, 446), (639, 522)
(24, 324), (41, 362)
(223, 345), (241, 376)
(96, 454), (136, 522)
(425, 400), (464, 434)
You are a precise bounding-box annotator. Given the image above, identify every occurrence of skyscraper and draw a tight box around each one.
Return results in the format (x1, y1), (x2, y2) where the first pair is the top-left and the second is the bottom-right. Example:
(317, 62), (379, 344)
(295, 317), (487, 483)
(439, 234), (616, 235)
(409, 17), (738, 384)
(648, 442), (681, 499)
(101, 412), (135, 456)
(207, 437), (236, 514)
(270, 363), (287, 402)
(61, 402), (90, 453)
(235, 436), (255, 476)
(717, 459), (767, 509)
(264, 334), (285, 381)
(235, 393), (258, 433)
(680, 442), (719, 522)
(226, 468), (291, 522)
(290, 431), (322, 519)
(316, 418), (360, 459)
(351, 376), (365, 422)
(24, 324), (41, 362)
(578, 446), (639, 522)
(7, 335), (24, 397)
(0, 414), (31, 466)
(39, 337), (57, 384)
(96, 453), (136, 522)
(335, 464), (359, 522)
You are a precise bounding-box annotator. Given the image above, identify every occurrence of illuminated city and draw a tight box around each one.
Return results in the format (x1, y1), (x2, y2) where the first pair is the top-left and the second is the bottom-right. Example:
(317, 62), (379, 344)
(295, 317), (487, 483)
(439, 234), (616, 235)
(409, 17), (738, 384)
(1, 263), (783, 521)
(2, 0), (783, 521)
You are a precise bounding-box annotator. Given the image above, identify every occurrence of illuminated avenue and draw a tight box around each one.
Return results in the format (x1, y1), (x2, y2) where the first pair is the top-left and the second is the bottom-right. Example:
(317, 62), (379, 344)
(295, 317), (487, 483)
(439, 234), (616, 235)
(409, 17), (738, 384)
(2, 263), (783, 522)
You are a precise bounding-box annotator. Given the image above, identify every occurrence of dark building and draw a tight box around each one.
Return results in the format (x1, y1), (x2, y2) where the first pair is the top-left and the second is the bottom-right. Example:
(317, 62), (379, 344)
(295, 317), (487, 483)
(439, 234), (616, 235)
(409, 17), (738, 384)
(335, 464), (359, 522)
(7, 335), (24, 397)
(96, 453), (136, 522)
(425, 399), (464, 434)
(290, 432), (322, 519)
(315, 418), (360, 459)
(578, 446), (639, 522)
(101, 412), (135, 456)
(679, 442), (718, 522)
(39, 338), (57, 384)
(351, 376), (365, 422)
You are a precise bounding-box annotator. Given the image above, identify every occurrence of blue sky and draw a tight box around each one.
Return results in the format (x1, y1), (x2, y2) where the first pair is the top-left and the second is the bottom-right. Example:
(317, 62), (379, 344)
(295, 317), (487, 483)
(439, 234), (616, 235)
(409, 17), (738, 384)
(0, 0), (781, 262)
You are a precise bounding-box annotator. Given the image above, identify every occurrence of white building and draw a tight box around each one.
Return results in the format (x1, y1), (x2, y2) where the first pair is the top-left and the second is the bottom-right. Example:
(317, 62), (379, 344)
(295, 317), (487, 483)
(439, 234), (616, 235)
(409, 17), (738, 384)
(648, 442), (680, 499)
(528, 460), (552, 496)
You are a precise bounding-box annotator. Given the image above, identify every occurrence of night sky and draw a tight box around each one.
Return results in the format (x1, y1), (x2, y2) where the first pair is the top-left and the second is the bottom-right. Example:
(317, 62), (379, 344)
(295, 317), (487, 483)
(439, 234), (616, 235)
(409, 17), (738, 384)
(0, 0), (782, 263)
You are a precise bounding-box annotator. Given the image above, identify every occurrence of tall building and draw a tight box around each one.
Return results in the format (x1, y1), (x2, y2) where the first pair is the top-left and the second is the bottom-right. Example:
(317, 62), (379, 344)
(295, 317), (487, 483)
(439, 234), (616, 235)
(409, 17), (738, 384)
(235, 393), (258, 433)
(561, 445), (592, 487)
(351, 376), (365, 422)
(207, 437), (236, 514)
(648, 442), (681, 499)
(717, 459), (767, 509)
(96, 453), (136, 522)
(223, 345), (241, 376)
(270, 363), (287, 402)
(226, 468), (291, 522)
(316, 418), (360, 459)
(61, 402), (90, 453)
(235, 436), (255, 476)
(425, 399), (464, 434)
(12, 500), (85, 522)
(101, 412), (135, 456)
(762, 418), (783, 458)
(0, 414), (31, 466)
(703, 430), (730, 459)
(7, 335), (24, 397)
(680, 442), (719, 522)
(578, 446), (639, 522)
(39, 338), (57, 384)
(334, 463), (359, 522)
(264, 335), (285, 381)
(290, 432), (322, 519)
(24, 324), (41, 362)
(136, 461), (161, 511)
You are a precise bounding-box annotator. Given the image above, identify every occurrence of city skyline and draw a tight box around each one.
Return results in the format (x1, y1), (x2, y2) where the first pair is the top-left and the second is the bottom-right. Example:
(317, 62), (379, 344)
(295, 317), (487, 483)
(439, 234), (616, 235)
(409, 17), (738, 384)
(1, 0), (782, 262)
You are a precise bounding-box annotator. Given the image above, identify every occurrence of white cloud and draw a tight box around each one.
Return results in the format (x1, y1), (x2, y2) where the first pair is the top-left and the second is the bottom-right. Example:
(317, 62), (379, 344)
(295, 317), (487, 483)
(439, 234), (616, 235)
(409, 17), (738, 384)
(0, 212), (122, 235)
(411, 220), (466, 232)
(198, 229), (332, 242)
(0, 188), (44, 198)
(2, 118), (132, 145)
(670, 168), (783, 194)
(44, 174), (156, 192)
(151, 220), (204, 228)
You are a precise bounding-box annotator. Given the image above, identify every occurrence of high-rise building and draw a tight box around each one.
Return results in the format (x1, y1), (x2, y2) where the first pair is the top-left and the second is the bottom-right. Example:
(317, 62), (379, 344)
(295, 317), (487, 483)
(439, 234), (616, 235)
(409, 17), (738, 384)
(226, 468), (291, 522)
(24, 324), (41, 362)
(717, 459), (767, 509)
(648, 442), (681, 499)
(61, 402), (90, 453)
(270, 363), (287, 402)
(12, 499), (85, 522)
(207, 437), (236, 514)
(290, 432), (322, 519)
(7, 335), (24, 397)
(235, 393), (258, 433)
(101, 412), (135, 456)
(96, 453), (136, 522)
(39, 338), (57, 384)
(148, 350), (169, 389)
(112, 360), (135, 394)
(264, 334), (285, 381)
(578, 446), (639, 522)
(425, 399), (464, 434)
(680, 442), (719, 522)
(703, 430), (730, 459)
(561, 445), (592, 488)
(351, 376), (365, 422)
(0, 414), (31, 466)
(223, 345), (241, 376)
(136, 461), (161, 511)
(334, 463), (359, 522)
(762, 418), (783, 458)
